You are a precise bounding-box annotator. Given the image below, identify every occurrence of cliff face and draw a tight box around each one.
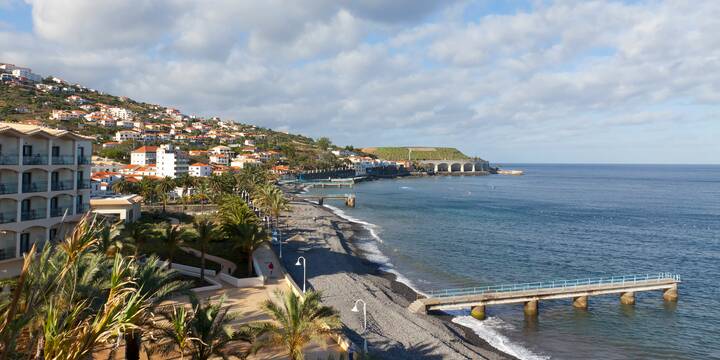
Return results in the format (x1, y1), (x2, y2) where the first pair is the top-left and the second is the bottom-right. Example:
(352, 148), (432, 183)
(362, 146), (469, 161)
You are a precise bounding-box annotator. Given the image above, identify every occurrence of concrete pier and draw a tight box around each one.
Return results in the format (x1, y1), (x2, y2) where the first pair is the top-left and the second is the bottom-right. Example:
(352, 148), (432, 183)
(471, 305), (486, 320)
(573, 296), (588, 309)
(524, 300), (538, 317)
(663, 285), (678, 302)
(620, 291), (635, 305)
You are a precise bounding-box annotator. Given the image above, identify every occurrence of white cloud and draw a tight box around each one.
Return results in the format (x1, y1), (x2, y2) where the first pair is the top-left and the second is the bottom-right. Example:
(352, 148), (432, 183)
(1, 0), (719, 163)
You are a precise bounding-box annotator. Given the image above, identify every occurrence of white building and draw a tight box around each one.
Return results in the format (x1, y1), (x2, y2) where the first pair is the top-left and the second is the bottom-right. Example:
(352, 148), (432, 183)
(11, 68), (42, 82)
(156, 144), (189, 178)
(108, 107), (134, 120)
(189, 163), (212, 177)
(209, 145), (234, 157)
(90, 195), (142, 223)
(209, 153), (230, 166)
(115, 130), (141, 142)
(230, 155), (260, 169)
(130, 146), (157, 165)
(0, 122), (92, 279)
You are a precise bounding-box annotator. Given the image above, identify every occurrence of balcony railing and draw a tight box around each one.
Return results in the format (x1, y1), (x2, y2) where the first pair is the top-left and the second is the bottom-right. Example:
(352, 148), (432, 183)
(21, 208), (47, 221)
(0, 211), (17, 224)
(0, 154), (19, 165)
(0, 183), (18, 195)
(0, 246), (16, 261)
(76, 204), (88, 214)
(50, 207), (71, 218)
(77, 180), (91, 189)
(52, 155), (75, 165)
(22, 182), (48, 193)
(77, 156), (91, 165)
(23, 154), (48, 165)
(51, 180), (74, 191)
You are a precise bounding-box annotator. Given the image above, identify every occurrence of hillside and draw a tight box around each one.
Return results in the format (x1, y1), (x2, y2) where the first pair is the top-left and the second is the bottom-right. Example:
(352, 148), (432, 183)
(0, 76), (344, 170)
(362, 147), (469, 161)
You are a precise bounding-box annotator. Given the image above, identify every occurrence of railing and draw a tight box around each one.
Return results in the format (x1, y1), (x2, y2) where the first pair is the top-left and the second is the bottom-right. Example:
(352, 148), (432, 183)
(52, 155), (75, 165)
(425, 273), (682, 298)
(0, 154), (19, 165)
(23, 154), (48, 165)
(50, 207), (71, 217)
(76, 204), (88, 214)
(0, 211), (17, 224)
(77, 156), (91, 165)
(22, 182), (48, 193)
(77, 180), (91, 189)
(0, 183), (18, 195)
(21, 208), (47, 221)
(51, 180), (74, 191)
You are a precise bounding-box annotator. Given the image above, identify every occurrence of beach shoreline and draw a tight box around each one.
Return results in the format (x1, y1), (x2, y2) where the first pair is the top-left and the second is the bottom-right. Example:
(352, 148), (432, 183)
(280, 183), (517, 359)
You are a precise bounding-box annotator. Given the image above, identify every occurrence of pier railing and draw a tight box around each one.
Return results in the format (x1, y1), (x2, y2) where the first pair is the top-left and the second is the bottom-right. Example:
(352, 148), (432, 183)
(425, 273), (681, 299)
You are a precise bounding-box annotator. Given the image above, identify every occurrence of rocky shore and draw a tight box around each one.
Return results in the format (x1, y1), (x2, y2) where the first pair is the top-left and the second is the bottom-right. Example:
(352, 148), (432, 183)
(278, 193), (516, 360)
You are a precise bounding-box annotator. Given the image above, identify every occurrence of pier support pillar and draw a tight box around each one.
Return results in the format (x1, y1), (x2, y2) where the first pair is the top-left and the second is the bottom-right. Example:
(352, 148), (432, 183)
(471, 305), (486, 320)
(620, 292), (635, 305)
(318, 198), (323, 206)
(663, 285), (678, 302)
(524, 300), (538, 317)
(573, 296), (588, 309)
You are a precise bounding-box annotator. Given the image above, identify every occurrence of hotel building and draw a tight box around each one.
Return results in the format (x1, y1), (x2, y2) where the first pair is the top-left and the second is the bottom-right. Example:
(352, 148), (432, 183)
(0, 122), (92, 278)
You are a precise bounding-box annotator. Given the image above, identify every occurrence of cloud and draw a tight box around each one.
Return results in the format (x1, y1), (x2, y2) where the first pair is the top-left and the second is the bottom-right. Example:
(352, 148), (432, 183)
(1, 0), (719, 163)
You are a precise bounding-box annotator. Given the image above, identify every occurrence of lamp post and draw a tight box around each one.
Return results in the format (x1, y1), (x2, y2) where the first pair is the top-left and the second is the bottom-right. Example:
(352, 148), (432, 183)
(351, 299), (368, 353)
(294, 256), (306, 293)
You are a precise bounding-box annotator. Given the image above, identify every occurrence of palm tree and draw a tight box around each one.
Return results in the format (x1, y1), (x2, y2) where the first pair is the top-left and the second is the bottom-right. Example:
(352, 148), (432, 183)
(192, 217), (218, 281)
(138, 177), (159, 205)
(111, 178), (136, 195)
(224, 221), (267, 275)
(256, 290), (340, 360)
(268, 186), (290, 231)
(176, 174), (196, 210)
(152, 295), (255, 360)
(122, 222), (153, 256)
(160, 222), (189, 269)
(194, 179), (211, 212)
(207, 174), (228, 201)
(156, 176), (176, 213)
(95, 219), (123, 257)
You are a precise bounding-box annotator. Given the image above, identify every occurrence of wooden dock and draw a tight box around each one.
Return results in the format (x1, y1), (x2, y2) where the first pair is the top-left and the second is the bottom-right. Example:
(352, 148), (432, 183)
(409, 273), (680, 319)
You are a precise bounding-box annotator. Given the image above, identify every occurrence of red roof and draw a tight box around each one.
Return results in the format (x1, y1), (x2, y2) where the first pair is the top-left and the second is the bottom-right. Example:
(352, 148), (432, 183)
(190, 163), (208, 167)
(131, 146), (158, 153)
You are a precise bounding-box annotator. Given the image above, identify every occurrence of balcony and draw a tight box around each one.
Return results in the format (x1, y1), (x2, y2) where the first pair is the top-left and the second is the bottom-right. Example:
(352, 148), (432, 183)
(0, 183), (18, 195)
(51, 180), (74, 191)
(22, 182), (48, 193)
(77, 179), (91, 189)
(0, 211), (16, 224)
(21, 208), (47, 221)
(52, 155), (75, 165)
(77, 156), (91, 165)
(0, 154), (19, 165)
(23, 154), (48, 166)
(50, 207), (72, 218)
(76, 204), (88, 214)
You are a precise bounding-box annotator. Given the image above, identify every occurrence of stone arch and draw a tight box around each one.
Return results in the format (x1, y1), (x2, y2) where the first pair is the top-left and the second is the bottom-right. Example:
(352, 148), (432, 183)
(436, 163), (449, 172)
(450, 163), (462, 172)
(463, 163), (474, 172)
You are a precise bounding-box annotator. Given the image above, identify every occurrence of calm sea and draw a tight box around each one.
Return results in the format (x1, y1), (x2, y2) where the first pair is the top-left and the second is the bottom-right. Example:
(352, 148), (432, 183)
(307, 164), (720, 360)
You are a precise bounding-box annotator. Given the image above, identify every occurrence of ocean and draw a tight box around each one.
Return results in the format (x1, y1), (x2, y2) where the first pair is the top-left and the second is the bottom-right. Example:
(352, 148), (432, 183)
(307, 164), (720, 360)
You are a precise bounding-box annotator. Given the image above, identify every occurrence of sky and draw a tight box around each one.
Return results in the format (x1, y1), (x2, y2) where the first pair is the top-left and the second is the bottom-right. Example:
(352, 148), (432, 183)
(1, 0), (718, 164)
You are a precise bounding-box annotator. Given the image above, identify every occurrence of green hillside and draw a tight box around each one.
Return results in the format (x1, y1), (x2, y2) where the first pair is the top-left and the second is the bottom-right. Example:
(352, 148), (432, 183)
(362, 147), (469, 161)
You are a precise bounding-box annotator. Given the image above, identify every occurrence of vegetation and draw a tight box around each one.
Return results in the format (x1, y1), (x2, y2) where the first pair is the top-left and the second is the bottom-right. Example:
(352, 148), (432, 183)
(362, 146), (469, 161)
(255, 290), (341, 360)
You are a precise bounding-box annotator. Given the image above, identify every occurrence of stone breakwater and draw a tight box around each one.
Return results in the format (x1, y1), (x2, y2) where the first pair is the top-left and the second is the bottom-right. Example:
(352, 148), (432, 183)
(278, 198), (516, 359)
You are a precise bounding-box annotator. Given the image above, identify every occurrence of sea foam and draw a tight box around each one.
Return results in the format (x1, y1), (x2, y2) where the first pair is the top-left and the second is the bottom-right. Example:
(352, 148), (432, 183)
(452, 316), (550, 360)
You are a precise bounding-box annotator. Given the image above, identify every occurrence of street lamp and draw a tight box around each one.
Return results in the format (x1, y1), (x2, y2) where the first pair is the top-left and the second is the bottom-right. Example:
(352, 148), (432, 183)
(294, 256), (306, 293)
(351, 299), (368, 353)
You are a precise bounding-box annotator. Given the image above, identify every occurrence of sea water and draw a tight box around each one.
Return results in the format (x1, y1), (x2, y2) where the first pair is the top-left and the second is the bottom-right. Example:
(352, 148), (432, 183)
(307, 164), (720, 360)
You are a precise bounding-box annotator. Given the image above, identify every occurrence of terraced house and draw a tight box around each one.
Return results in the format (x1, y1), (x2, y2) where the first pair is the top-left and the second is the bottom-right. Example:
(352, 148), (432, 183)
(0, 122), (92, 278)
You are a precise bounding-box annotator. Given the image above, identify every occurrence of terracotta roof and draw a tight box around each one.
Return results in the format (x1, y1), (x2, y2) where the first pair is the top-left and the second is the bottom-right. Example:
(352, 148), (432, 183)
(190, 163), (208, 167)
(131, 146), (158, 153)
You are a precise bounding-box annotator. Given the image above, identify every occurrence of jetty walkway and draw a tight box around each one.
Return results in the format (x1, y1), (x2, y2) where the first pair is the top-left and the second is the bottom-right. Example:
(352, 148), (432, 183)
(294, 193), (356, 207)
(409, 273), (680, 319)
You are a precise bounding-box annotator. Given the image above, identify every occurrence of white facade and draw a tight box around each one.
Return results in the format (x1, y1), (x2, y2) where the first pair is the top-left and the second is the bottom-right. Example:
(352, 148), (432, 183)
(108, 107), (134, 120)
(130, 146), (157, 165)
(11, 68), (42, 82)
(156, 144), (189, 178)
(0, 122), (92, 279)
(189, 163), (212, 177)
(115, 130), (141, 142)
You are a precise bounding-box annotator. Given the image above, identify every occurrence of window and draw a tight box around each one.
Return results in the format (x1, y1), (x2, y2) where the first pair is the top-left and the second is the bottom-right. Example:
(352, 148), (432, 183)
(22, 145), (32, 156)
(20, 233), (30, 254)
(52, 146), (60, 157)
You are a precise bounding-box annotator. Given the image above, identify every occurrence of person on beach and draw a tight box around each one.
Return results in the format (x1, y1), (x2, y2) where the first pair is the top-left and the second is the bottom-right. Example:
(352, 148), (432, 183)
(268, 262), (274, 276)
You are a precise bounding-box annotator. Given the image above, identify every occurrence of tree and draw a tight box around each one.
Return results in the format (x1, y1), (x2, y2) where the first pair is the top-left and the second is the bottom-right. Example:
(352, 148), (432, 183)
(224, 221), (267, 275)
(156, 176), (177, 213)
(316, 137), (332, 151)
(255, 290), (340, 360)
(192, 217), (218, 281)
(138, 177), (159, 205)
(95, 219), (123, 257)
(152, 295), (255, 360)
(122, 222), (154, 256)
(160, 222), (189, 269)
(111, 178), (136, 195)
(176, 174), (196, 210)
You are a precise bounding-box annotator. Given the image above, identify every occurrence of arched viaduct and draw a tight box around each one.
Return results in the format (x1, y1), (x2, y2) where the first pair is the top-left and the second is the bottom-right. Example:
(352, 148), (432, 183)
(419, 159), (490, 174)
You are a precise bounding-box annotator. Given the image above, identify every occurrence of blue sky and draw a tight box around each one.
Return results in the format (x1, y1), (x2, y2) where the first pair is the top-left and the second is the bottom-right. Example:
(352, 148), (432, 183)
(1, 0), (719, 164)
